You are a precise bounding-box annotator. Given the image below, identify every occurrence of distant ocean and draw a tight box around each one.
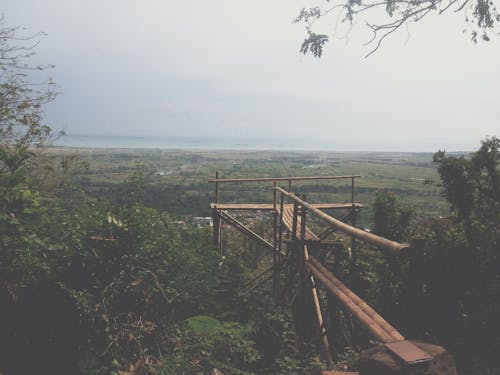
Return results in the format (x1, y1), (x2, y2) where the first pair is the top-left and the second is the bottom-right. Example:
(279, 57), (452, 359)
(53, 134), (474, 152)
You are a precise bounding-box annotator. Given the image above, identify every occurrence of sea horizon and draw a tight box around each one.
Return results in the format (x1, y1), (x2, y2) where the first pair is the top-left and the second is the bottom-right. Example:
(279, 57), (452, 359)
(53, 133), (476, 153)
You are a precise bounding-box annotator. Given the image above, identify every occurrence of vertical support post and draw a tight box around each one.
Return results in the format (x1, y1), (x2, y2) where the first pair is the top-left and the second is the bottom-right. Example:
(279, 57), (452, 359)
(273, 181), (277, 211)
(218, 220), (222, 257)
(215, 170), (220, 204)
(212, 210), (222, 257)
(304, 245), (333, 364)
(212, 171), (221, 252)
(300, 194), (307, 278)
(273, 183), (278, 299)
(351, 176), (355, 206)
(278, 192), (284, 299)
(350, 177), (357, 287)
(300, 194), (307, 242)
(285, 198), (299, 297)
(212, 210), (220, 246)
(292, 199), (299, 241)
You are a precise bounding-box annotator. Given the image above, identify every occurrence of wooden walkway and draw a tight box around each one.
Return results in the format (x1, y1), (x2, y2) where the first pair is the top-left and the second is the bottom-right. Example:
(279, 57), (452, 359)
(277, 204), (320, 241)
(209, 174), (438, 371)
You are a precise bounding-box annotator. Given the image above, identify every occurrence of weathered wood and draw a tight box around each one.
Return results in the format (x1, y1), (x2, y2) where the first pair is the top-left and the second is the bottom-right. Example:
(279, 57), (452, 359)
(358, 340), (458, 375)
(273, 184), (279, 299)
(278, 192), (284, 298)
(274, 187), (409, 254)
(304, 245), (333, 364)
(209, 175), (362, 183)
(307, 256), (405, 343)
(307, 260), (394, 343)
(215, 171), (220, 203)
(279, 204), (319, 241)
(210, 203), (363, 210)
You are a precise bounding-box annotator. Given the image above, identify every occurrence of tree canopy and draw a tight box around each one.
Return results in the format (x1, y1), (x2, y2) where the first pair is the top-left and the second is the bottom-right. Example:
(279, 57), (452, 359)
(294, 0), (500, 57)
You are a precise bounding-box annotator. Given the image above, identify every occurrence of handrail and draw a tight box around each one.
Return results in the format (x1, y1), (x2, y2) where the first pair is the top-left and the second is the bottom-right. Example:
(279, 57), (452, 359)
(274, 186), (409, 254)
(209, 175), (361, 183)
(308, 256), (404, 342)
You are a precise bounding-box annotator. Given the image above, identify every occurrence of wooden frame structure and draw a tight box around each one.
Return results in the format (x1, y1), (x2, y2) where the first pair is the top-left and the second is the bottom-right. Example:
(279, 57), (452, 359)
(210, 172), (433, 369)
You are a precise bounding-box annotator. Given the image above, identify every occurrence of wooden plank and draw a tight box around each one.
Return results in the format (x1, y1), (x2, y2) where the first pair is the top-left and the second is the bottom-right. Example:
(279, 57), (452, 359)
(279, 205), (319, 241)
(210, 203), (363, 210)
(385, 340), (432, 364)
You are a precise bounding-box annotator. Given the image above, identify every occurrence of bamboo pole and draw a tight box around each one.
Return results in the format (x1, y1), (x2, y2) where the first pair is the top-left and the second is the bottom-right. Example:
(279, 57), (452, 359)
(273, 185), (278, 299)
(308, 256), (405, 342)
(274, 187), (409, 254)
(307, 260), (394, 343)
(209, 175), (361, 183)
(215, 171), (220, 203)
(304, 245), (333, 364)
(278, 192), (284, 299)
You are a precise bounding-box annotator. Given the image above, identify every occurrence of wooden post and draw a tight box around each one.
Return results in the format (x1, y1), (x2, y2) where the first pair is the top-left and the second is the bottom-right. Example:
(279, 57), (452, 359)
(212, 210), (220, 246)
(304, 245), (333, 364)
(292, 199), (299, 241)
(273, 180), (277, 211)
(351, 176), (355, 206)
(215, 170), (220, 203)
(350, 178), (357, 288)
(300, 194), (307, 242)
(286, 198), (299, 300)
(278, 192), (284, 299)
(273, 184), (278, 299)
(218, 215), (222, 257)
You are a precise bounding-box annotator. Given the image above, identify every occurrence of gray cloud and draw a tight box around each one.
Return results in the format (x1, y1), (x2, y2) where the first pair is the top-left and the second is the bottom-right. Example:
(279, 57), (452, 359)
(3, 0), (499, 151)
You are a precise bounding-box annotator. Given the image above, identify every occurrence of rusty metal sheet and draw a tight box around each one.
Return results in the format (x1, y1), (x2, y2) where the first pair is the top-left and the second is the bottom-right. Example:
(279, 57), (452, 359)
(385, 340), (432, 365)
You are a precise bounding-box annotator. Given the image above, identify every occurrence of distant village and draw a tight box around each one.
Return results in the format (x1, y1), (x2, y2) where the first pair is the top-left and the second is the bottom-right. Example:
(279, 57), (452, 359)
(175, 211), (268, 228)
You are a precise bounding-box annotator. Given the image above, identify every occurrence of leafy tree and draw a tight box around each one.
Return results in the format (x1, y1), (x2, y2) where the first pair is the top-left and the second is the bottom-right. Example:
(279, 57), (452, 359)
(372, 190), (414, 241)
(294, 0), (500, 57)
(433, 137), (499, 240)
(0, 17), (57, 219)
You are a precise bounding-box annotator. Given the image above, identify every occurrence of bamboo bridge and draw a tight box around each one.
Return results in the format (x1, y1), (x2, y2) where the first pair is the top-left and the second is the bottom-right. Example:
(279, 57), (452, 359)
(209, 173), (457, 375)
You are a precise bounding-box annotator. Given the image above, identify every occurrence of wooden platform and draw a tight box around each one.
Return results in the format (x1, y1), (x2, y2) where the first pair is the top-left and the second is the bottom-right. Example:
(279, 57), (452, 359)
(278, 205), (320, 241)
(211, 203), (363, 211)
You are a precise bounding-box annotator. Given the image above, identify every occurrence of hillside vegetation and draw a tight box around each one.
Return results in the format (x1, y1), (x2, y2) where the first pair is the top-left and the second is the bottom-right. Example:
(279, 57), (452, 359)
(1, 138), (499, 374)
(1, 20), (499, 375)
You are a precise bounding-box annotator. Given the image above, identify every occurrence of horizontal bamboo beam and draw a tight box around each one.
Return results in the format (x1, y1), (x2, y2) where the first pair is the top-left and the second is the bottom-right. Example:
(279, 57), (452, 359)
(274, 187), (409, 254)
(307, 259), (394, 343)
(209, 175), (361, 183)
(211, 203), (363, 211)
(308, 256), (404, 342)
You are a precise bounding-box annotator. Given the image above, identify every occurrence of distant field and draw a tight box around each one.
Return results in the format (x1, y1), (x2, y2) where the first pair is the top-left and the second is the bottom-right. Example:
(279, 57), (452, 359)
(53, 147), (450, 226)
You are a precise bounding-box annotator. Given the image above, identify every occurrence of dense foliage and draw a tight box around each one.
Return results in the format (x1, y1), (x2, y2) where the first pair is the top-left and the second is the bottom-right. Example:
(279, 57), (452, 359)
(362, 137), (500, 372)
(1, 18), (499, 375)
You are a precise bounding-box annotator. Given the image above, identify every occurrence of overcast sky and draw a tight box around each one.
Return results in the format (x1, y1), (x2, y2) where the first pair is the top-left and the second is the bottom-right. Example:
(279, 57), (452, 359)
(3, 0), (499, 151)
